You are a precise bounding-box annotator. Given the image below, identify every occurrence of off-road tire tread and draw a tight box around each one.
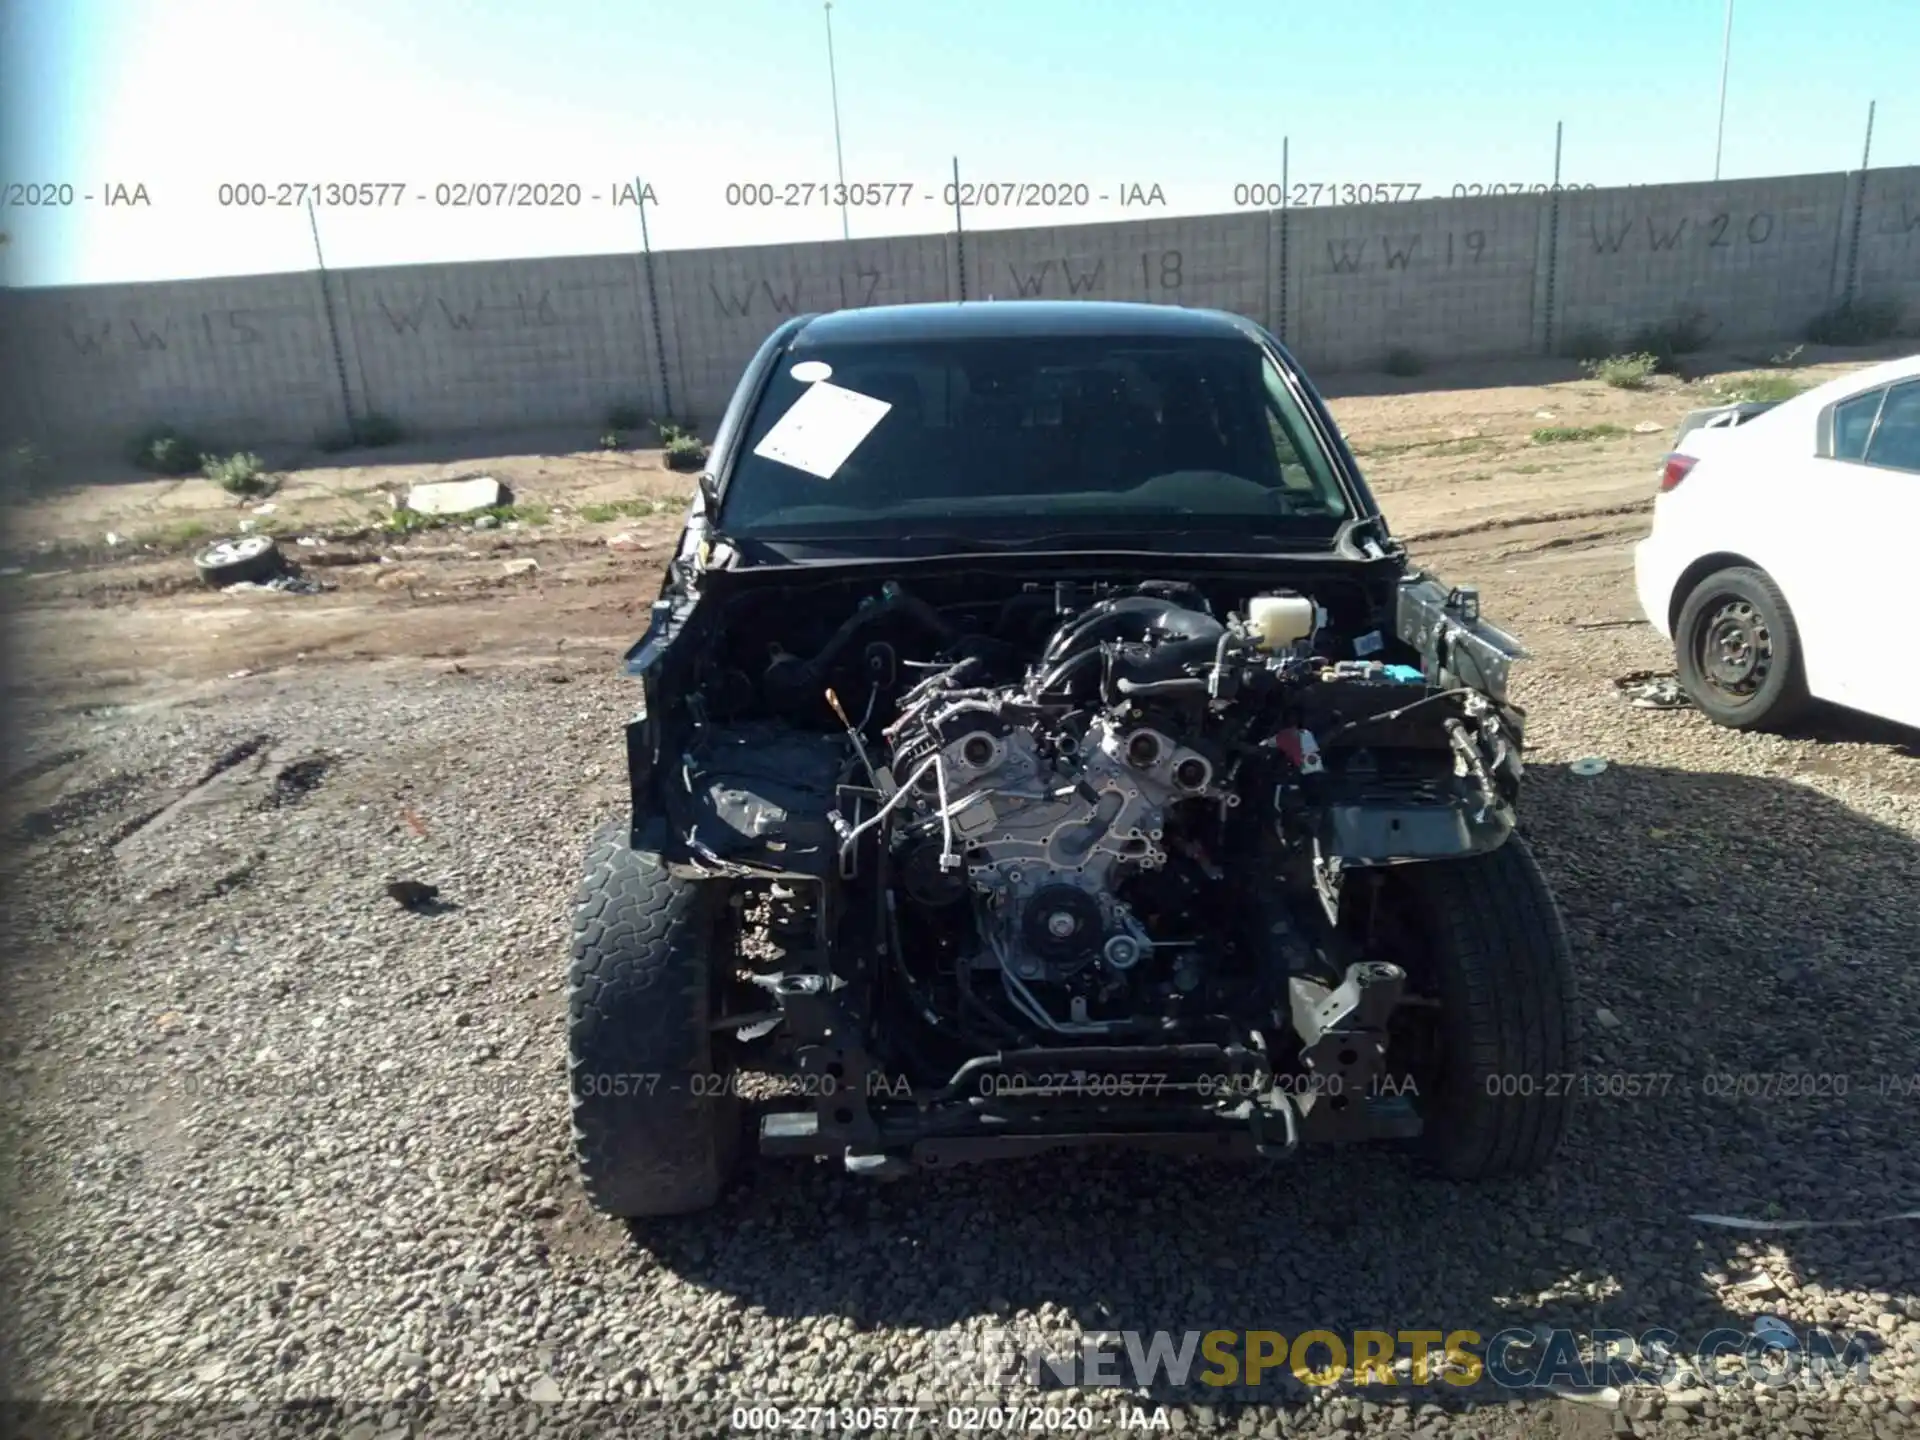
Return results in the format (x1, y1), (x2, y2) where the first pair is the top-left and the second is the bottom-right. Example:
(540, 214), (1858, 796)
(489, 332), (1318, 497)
(1404, 834), (1578, 1179)
(567, 820), (738, 1217)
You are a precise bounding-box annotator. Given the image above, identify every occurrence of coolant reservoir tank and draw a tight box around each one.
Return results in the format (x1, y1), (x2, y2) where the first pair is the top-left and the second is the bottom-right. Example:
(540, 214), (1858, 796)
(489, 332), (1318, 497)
(1247, 593), (1318, 651)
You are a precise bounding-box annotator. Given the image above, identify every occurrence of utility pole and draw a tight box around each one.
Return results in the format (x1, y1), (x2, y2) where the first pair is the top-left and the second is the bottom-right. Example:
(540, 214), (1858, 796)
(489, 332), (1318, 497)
(824, 0), (850, 240)
(1713, 0), (1733, 179)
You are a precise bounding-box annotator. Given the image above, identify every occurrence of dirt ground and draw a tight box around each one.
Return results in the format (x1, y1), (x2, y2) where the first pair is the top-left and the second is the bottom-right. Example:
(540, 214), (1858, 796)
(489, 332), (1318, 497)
(2, 343), (1905, 700)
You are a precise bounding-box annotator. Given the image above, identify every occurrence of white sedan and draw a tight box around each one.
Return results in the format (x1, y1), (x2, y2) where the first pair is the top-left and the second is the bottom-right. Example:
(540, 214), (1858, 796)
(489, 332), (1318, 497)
(1634, 352), (1920, 731)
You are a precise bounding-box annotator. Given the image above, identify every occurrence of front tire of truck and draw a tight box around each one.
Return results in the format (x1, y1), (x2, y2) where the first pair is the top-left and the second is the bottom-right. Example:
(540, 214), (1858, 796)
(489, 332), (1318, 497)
(1384, 835), (1579, 1179)
(567, 821), (741, 1218)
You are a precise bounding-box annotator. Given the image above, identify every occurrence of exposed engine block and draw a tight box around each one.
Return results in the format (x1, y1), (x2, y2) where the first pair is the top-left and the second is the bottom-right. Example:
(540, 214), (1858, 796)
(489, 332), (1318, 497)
(678, 572), (1525, 1062)
(879, 594), (1243, 1031)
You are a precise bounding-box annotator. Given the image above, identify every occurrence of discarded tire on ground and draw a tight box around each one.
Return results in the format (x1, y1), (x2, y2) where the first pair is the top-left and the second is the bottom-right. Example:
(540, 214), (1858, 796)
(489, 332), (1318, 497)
(194, 535), (284, 588)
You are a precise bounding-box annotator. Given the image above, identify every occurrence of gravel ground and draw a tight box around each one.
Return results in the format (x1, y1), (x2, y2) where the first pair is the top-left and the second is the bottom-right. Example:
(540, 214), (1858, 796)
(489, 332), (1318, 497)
(1, 539), (1917, 1440)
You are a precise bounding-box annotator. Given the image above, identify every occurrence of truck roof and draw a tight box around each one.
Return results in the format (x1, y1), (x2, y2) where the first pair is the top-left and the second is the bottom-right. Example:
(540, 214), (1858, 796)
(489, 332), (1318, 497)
(787, 300), (1263, 347)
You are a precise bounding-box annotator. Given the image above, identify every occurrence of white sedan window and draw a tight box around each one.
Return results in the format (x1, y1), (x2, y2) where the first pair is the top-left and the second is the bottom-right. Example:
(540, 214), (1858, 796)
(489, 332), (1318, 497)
(1832, 387), (1884, 460)
(1863, 380), (1920, 474)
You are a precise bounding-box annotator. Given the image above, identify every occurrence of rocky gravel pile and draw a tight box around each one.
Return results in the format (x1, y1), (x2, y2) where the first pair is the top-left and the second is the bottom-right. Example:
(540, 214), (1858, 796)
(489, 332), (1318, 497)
(1, 548), (1916, 1439)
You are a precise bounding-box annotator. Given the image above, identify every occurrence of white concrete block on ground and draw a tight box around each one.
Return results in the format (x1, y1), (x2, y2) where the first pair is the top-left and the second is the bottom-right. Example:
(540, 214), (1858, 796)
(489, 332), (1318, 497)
(404, 477), (502, 515)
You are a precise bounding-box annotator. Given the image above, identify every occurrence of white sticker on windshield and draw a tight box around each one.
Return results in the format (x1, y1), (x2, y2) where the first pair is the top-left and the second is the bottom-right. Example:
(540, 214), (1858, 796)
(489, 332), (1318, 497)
(751, 380), (892, 480)
(790, 360), (833, 383)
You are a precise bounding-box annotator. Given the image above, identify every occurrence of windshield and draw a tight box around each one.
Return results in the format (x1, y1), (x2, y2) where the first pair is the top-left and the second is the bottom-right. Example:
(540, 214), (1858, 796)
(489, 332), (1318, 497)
(717, 334), (1351, 541)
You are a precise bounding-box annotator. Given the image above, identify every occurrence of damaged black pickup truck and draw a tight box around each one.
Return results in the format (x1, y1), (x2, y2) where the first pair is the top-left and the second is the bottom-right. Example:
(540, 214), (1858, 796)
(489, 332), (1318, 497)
(568, 301), (1577, 1217)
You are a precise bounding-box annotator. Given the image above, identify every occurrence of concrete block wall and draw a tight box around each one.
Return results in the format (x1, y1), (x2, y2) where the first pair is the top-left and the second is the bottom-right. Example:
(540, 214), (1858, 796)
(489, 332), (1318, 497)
(1283, 192), (1549, 370)
(1553, 172), (1852, 350)
(0, 271), (348, 449)
(332, 254), (662, 434)
(963, 213), (1272, 316)
(655, 232), (956, 423)
(2, 164), (1914, 455)
(1851, 168), (1920, 321)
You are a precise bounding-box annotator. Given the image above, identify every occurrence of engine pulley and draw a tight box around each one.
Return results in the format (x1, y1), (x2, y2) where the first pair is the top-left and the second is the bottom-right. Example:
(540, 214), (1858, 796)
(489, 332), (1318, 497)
(899, 837), (969, 908)
(1021, 884), (1105, 973)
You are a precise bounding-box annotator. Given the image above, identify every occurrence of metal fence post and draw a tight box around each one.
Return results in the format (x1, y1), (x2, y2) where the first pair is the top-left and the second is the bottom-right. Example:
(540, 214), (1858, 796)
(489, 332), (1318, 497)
(307, 199), (356, 437)
(1841, 100), (1876, 305)
(1264, 137), (1290, 341)
(636, 176), (674, 422)
(952, 157), (967, 302)
(1277, 138), (1290, 344)
(1543, 121), (1564, 356)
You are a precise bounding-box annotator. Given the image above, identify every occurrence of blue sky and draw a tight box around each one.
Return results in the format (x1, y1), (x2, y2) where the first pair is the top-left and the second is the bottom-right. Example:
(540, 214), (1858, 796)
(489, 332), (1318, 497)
(1, 0), (1914, 288)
